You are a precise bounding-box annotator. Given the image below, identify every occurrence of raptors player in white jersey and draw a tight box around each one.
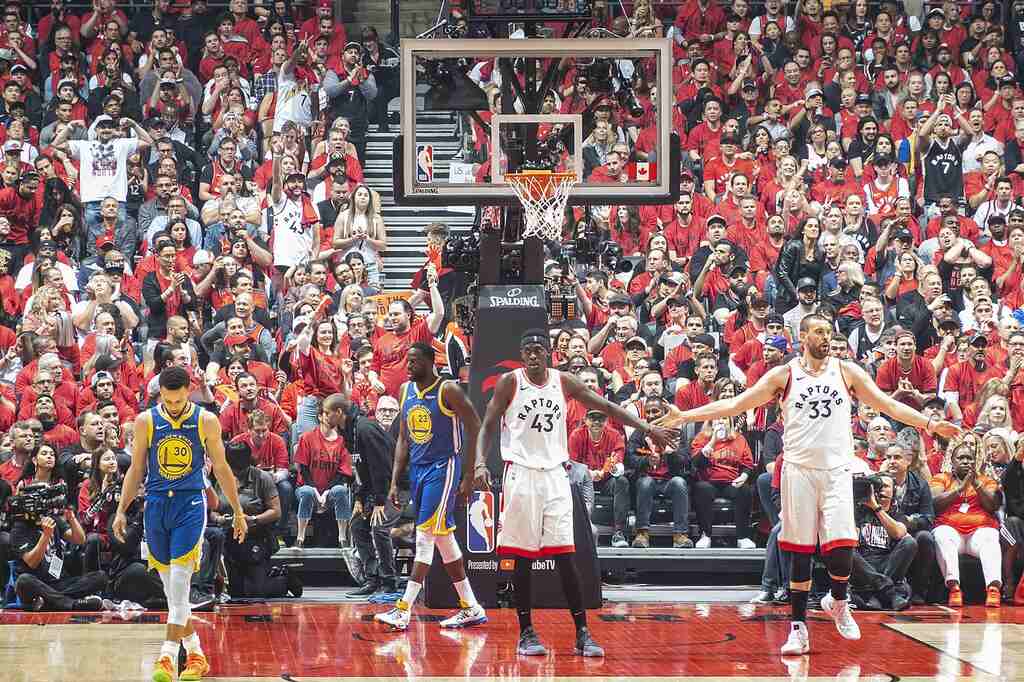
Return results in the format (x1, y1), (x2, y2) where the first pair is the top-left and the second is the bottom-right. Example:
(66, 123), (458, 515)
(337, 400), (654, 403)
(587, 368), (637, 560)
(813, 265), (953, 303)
(659, 315), (959, 655)
(478, 329), (676, 658)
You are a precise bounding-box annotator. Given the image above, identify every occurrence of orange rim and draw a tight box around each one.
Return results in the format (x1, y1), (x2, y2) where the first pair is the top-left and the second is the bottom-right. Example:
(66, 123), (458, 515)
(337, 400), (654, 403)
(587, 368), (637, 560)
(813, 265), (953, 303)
(505, 170), (577, 201)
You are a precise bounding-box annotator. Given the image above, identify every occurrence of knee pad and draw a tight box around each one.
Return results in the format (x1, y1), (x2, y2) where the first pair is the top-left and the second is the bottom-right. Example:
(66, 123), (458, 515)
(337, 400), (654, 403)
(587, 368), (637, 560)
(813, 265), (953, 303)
(824, 546), (854, 578)
(414, 531), (436, 565)
(435, 533), (463, 564)
(790, 552), (812, 585)
(166, 564), (193, 626)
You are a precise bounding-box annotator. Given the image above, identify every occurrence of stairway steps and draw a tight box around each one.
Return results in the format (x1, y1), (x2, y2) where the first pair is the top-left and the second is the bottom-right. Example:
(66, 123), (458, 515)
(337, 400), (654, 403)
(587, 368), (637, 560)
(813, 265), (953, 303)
(363, 108), (477, 291)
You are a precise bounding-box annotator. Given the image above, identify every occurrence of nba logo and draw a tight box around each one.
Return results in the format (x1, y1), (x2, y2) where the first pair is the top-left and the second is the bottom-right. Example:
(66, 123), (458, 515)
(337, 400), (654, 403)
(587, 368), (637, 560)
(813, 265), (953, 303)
(467, 491), (495, 553)
(416, 144), (434, 183)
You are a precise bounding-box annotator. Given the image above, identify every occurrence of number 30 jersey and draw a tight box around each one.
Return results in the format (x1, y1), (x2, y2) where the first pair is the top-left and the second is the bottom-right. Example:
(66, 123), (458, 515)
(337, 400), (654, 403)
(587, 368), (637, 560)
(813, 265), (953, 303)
(780, 357), (854, 470)
(145, 402), (208, 496)
(500, 368), (569, 470)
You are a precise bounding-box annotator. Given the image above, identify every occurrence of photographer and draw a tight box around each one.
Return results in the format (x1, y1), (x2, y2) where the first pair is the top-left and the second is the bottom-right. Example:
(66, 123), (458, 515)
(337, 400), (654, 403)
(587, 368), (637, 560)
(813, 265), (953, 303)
(103, 489), (166, 608)
(881, 443), (937, 605)
(360, 27), (399, 133)
(213, 441), (301, 598)
(11, 488), (107, 611)
(851, 470), (917, 610)
(331, 392), (400, 596)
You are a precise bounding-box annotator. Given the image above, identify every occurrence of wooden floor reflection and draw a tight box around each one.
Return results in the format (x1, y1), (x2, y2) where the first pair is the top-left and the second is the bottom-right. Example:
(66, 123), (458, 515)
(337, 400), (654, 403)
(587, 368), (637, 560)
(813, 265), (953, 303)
(2, 602), (1023, 681)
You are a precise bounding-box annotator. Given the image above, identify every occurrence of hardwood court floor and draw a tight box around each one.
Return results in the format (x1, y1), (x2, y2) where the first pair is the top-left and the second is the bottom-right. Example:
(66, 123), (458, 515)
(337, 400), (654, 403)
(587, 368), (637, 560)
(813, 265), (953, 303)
(1, 602), (1023, 681)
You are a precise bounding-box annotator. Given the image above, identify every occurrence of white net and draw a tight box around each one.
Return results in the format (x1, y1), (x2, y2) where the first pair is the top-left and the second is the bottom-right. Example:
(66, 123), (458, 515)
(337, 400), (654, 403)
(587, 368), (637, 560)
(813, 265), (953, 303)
(506, 171), (578, 242)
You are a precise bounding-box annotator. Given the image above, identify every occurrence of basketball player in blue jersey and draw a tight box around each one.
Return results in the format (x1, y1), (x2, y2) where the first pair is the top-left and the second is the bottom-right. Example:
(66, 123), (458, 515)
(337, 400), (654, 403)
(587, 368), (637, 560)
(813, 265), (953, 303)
(113, 367), (249, 682)
(375, 343), (490, 630)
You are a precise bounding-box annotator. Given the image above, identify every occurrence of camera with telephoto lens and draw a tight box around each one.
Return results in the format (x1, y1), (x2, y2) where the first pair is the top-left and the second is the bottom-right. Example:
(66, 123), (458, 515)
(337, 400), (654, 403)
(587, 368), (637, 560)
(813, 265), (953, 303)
(852, 474), (886, 505)
(7, 482), (68, 522)
(585, 58), (645, 118)
(442, 230), (481, 273)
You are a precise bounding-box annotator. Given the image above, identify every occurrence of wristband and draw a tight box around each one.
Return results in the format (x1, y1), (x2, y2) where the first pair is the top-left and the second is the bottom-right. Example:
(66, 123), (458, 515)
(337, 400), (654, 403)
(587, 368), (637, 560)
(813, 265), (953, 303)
(925, 414), (938, 435)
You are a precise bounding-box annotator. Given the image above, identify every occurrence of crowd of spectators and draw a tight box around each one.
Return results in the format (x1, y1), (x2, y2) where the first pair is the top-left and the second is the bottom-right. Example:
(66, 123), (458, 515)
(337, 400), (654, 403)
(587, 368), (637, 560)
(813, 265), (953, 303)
(0, 0), (415, 610)
(1, 0), (1024, 613)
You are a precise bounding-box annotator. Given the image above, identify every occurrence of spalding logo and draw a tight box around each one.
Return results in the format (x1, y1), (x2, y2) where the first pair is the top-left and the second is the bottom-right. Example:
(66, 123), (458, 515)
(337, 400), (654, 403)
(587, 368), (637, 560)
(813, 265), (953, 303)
(488, 286), (540, 307)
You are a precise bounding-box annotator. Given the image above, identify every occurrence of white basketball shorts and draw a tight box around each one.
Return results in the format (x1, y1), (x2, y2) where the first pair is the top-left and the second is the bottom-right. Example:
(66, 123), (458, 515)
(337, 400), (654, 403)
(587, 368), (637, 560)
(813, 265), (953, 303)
(496, 461), (575, 557)
(778, 460), (857, 554)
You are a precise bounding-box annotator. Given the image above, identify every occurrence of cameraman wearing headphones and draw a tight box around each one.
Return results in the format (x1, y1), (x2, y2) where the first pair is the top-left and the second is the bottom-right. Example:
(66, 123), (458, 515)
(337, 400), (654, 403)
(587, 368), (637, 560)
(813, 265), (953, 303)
(11, 489), (107, 611)
(213, 440), (302, 598)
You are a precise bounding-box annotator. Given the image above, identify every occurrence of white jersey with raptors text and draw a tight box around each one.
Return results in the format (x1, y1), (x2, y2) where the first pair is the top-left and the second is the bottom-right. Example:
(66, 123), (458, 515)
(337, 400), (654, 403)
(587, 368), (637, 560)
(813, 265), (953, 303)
(781, 357), (854, 470)
(500, 368), (569, 470)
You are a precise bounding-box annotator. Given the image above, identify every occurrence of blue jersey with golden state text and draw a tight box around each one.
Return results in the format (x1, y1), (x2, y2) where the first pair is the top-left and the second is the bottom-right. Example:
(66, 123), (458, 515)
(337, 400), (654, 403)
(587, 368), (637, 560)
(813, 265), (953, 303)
(145, 402), (208, 495)
(401, 378), (461, 466)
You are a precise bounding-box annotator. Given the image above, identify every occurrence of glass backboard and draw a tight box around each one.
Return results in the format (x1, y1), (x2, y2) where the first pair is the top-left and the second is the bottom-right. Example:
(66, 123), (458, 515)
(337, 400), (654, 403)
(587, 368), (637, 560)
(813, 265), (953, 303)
(397, 37), (676, 206)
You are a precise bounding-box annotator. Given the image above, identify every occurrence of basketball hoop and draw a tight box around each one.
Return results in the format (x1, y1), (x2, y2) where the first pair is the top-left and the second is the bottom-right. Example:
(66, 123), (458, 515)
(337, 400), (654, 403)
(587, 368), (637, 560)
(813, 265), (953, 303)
(504, 170), (577, 242)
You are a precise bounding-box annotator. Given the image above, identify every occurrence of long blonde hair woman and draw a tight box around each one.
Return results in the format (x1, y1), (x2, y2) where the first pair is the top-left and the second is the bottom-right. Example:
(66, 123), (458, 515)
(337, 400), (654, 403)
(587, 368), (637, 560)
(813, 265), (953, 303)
(22, 283), (75, 346)
(332, 183), (387, 287)
(978, 393), (1014, 432)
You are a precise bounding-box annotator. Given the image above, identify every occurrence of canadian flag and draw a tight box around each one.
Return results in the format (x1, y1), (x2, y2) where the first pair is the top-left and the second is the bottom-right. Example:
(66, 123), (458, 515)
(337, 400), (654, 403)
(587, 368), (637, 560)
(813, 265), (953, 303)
(636, 162), (650, 181)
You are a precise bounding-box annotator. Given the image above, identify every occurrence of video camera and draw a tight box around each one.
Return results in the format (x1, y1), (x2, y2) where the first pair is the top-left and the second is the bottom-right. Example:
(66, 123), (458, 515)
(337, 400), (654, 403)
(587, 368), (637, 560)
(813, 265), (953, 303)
(442, 230), (482, 274)
(8, 482), (68, 522)
(852, 474), (886, 505)
(561, 217), (626, 272)
(585, 58), (644, 118)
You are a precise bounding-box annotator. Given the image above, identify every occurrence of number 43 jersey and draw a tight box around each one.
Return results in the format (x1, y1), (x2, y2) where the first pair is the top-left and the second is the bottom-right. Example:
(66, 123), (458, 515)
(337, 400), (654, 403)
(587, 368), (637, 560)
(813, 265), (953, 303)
(781, 357), (855, 470)
(500, 368), (569, 470)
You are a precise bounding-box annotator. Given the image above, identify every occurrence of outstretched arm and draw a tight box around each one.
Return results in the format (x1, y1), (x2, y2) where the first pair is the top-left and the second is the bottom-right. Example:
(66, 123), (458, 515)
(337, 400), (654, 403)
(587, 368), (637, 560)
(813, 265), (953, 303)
(561, 371), (677, 449)
(562, 371), (652, 433)
(658, 364), (789, 427)
(841, 361), (961, 439)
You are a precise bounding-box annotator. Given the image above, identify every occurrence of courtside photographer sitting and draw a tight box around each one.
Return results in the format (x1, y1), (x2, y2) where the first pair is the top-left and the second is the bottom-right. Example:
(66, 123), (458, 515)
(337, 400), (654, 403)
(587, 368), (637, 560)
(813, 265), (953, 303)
(213, 441), (302, 599)
(104, 484), (166, 608)
(850, 471), (916, 611)
(10, 481), (107, 611)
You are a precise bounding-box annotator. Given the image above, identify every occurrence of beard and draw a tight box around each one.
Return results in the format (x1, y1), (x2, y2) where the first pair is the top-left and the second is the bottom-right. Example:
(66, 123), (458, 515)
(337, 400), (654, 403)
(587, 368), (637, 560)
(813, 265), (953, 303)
(806, 342), (828, 360)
